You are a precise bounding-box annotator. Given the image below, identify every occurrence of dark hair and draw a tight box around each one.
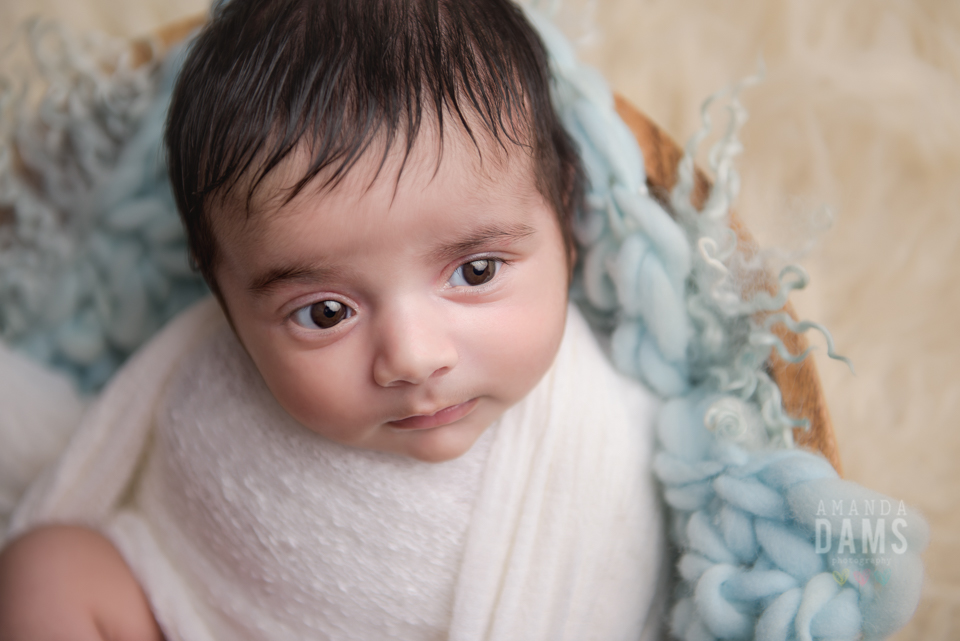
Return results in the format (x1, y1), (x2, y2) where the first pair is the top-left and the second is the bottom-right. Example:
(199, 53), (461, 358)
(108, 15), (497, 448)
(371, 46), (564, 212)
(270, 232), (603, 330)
(165, 0), (585, 295)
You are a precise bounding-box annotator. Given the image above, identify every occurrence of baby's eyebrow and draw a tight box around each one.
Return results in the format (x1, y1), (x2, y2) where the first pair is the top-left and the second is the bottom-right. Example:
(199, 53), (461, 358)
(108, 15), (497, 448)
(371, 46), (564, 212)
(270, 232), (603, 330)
(247, 263), (343, 296)
(430, 222), (536, 263)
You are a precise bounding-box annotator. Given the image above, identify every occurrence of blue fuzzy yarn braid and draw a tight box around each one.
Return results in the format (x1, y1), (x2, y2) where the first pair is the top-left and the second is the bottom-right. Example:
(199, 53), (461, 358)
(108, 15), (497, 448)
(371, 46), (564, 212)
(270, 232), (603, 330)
(0, 5), (930, 639)
(523, 5), (928, 640)
(0, 22), (207, 391)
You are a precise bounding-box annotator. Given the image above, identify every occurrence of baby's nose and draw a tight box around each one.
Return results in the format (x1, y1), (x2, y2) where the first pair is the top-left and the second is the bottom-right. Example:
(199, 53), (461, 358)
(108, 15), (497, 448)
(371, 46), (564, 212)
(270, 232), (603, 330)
(371, 304), (458, 387)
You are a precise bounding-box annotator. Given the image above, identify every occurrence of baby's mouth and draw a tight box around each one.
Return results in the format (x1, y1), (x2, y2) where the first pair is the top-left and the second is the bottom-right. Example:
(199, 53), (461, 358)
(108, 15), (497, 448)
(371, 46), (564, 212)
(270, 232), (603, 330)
(388, 398), (479, 430)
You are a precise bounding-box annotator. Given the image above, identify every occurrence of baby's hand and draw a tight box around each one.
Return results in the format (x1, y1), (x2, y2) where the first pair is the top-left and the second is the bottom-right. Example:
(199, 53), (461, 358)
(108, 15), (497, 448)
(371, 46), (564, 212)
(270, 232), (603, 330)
(0, 525), (162, 641)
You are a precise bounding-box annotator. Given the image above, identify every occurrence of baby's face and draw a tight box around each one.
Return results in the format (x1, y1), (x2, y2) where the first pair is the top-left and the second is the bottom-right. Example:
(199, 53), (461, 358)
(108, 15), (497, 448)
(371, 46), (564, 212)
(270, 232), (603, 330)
(212, 129), (570, 462)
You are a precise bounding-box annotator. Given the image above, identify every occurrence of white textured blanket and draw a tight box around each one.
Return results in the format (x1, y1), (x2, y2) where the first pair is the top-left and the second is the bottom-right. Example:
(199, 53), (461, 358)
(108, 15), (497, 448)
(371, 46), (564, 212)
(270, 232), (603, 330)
(7, 298), (665, 641)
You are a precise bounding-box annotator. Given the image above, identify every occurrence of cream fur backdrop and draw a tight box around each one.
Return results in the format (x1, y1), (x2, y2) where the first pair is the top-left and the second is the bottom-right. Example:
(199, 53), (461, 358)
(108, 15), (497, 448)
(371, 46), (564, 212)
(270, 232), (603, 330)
(0, 0), (957, 638)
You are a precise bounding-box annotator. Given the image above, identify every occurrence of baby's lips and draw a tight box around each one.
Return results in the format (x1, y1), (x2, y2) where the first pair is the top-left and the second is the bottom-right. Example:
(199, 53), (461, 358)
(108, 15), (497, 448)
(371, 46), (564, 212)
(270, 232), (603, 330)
(388, 398), (479, 430)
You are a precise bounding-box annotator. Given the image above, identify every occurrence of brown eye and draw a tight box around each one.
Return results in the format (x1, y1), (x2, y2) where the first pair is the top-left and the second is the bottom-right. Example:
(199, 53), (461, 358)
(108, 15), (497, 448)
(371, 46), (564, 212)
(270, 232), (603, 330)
(451, 259), (499, 287)
(311, 300), (349, 328)
(294, 300), (353, 329)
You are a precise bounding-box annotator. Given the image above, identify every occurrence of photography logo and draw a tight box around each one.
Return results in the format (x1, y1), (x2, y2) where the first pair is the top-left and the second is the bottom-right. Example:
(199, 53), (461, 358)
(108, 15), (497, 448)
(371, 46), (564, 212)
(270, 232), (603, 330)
(813, 499), (909, 589)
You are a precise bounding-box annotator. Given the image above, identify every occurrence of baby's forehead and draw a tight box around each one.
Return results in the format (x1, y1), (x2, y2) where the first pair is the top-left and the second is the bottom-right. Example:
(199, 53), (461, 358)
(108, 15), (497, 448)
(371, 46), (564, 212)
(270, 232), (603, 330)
(217, 122), (541, 237)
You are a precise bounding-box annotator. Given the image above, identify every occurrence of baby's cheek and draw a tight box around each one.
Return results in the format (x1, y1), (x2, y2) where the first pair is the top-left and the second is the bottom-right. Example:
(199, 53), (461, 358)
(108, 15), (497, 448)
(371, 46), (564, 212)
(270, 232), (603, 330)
(490, 305), (567, 402)
(253, 353), (364, 437)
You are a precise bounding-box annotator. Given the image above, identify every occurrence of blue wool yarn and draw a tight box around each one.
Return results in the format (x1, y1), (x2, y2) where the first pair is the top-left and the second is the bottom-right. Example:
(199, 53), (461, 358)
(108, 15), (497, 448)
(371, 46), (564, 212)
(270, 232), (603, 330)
(0, 4), (930, 639)
(524, 3), (927, 640)
(0, 22), (207, 391)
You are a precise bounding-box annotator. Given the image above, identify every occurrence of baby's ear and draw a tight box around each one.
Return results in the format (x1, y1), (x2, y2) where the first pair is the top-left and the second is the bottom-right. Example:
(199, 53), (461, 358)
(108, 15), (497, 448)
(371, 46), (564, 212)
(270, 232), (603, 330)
(560, 157), (583, 272)
(566, 244), (578, 281)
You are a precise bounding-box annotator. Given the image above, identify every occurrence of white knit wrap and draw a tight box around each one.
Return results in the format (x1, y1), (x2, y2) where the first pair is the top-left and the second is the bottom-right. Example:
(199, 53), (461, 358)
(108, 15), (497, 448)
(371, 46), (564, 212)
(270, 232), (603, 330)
(8, 298), (666, 641)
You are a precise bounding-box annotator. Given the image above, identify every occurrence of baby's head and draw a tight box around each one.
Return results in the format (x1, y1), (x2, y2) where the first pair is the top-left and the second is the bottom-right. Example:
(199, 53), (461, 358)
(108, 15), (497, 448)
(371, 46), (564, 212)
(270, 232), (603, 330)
(165, 0), (585, 462)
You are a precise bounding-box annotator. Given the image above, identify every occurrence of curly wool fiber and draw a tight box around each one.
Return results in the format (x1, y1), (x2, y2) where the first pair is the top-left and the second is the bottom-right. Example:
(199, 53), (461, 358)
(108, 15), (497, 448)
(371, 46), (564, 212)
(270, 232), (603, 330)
(0, 22), (206, 391)
(525, 2), (927, 639)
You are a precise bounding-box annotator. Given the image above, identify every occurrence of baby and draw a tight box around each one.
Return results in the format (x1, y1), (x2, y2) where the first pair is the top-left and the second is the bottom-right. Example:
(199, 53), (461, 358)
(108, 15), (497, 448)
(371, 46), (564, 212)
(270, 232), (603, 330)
(0, 0), (664, 639)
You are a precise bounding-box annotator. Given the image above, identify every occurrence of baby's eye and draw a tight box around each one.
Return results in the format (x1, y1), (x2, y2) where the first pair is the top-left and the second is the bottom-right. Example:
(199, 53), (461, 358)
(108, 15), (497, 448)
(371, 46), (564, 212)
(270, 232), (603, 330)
(449, 259), (500, 287)
(293, 300), (354, 330)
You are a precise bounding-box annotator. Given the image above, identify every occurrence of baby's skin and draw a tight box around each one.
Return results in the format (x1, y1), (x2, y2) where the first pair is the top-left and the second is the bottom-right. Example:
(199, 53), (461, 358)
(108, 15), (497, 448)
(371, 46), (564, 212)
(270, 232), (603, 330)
(0, 109), (572, 637)
(0, 525), (161, 641)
